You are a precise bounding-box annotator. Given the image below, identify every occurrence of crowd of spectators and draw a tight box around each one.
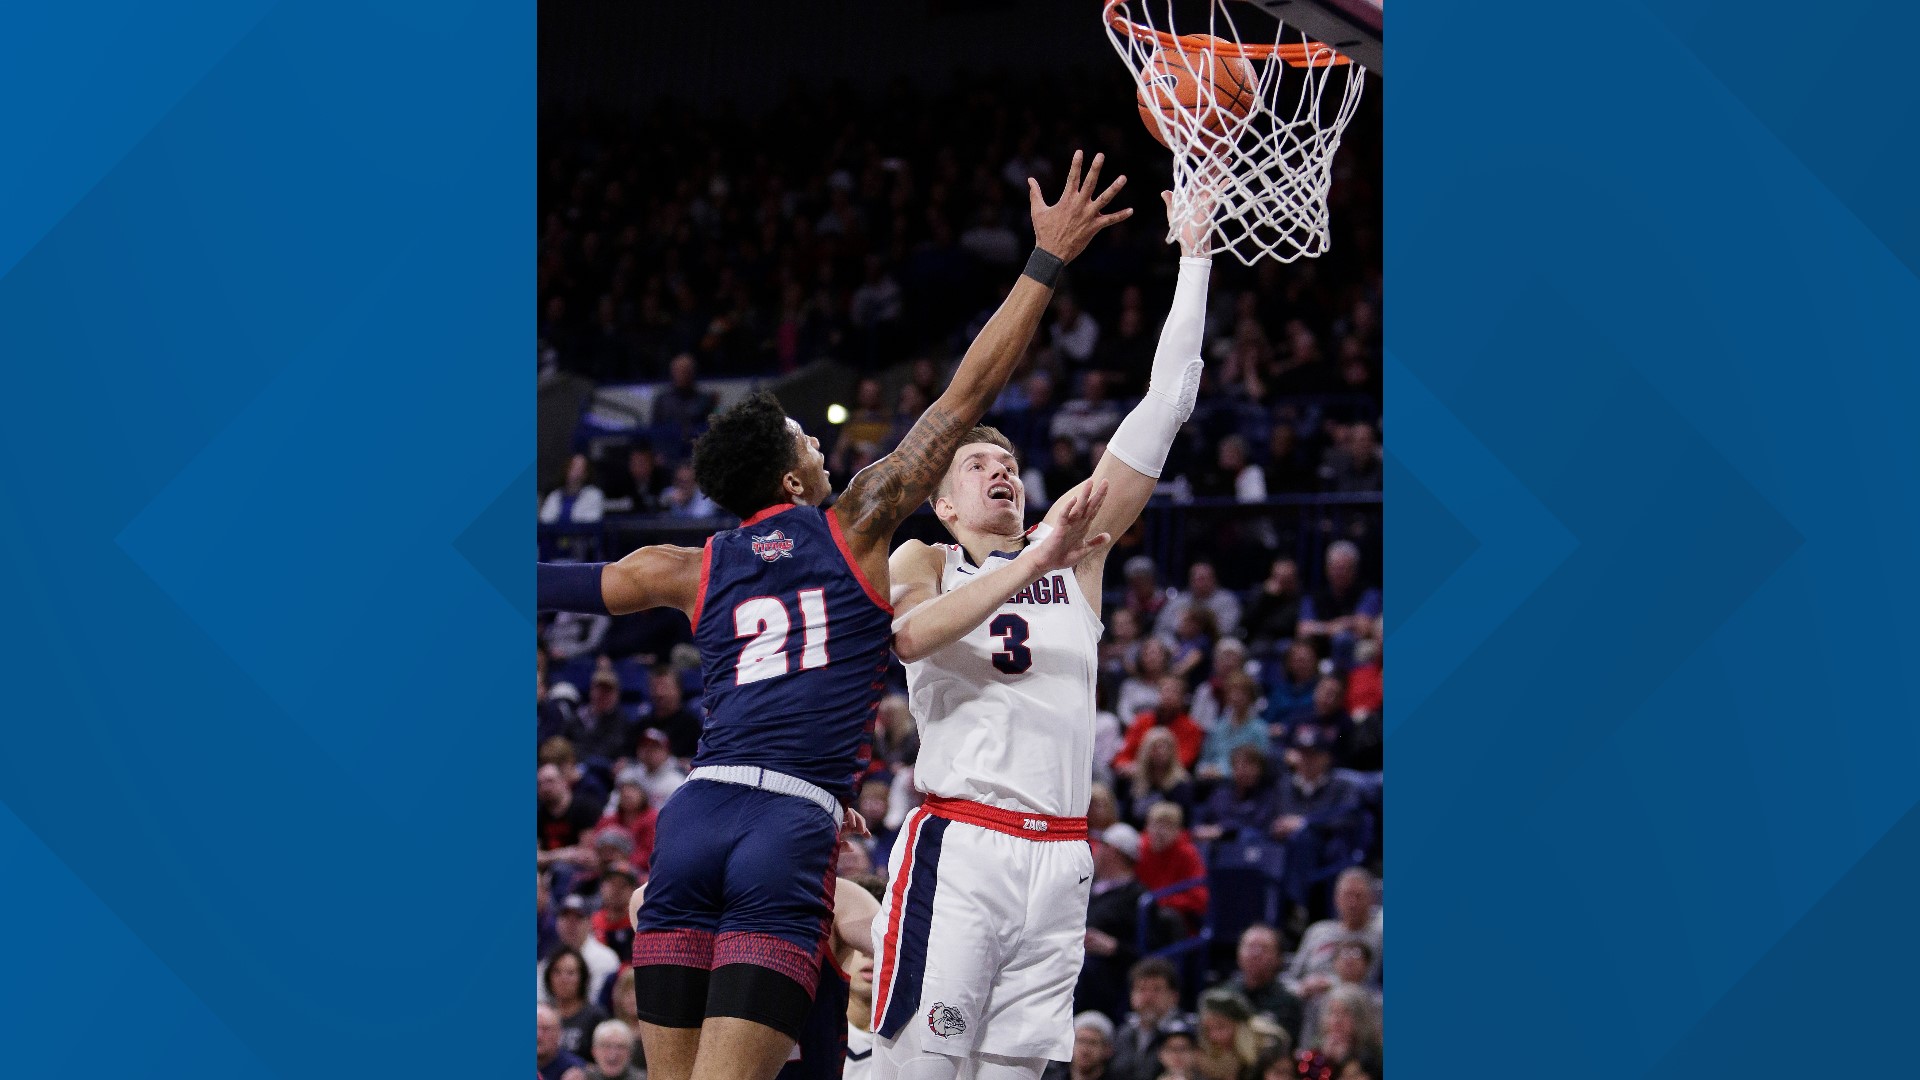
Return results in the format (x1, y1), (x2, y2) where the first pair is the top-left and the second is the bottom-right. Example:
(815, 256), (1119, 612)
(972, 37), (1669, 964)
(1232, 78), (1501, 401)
(538, 68), (1382, 1080)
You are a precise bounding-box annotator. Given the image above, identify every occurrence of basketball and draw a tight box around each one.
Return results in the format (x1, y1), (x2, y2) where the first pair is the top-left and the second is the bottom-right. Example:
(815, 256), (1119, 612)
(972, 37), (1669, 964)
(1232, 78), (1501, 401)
(1135, 38), (1258, 149)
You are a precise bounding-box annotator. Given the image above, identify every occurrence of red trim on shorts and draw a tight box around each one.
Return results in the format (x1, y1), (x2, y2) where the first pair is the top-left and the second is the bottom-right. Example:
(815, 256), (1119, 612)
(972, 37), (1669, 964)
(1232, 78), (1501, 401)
(632, 928), (715, 970)
(714, 931), (823, 995)
(689, 538), (713, 632)
(870, 808), (926, 1028)
(826, 508), (893, 614)
(741, 502), (801, 527)
(921, 795), (1089, 840)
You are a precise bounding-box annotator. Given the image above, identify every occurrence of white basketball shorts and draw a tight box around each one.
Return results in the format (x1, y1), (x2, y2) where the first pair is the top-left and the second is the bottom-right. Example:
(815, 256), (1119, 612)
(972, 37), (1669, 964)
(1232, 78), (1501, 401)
(867, 796), (1094, 1062)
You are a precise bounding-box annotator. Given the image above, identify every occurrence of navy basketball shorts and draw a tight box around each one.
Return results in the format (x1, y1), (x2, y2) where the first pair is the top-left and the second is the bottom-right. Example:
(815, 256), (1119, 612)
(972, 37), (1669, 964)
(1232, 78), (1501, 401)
(632, 778), (840, 1036)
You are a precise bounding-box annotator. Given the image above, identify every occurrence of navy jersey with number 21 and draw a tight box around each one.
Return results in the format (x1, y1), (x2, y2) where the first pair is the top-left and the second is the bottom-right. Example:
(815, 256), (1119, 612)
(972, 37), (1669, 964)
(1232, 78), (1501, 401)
(690, 503), (893, 801)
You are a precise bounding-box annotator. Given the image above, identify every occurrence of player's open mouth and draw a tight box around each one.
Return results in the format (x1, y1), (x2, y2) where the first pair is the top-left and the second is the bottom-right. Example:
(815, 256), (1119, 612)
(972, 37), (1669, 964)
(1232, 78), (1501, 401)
(987, 482), (1014, 502)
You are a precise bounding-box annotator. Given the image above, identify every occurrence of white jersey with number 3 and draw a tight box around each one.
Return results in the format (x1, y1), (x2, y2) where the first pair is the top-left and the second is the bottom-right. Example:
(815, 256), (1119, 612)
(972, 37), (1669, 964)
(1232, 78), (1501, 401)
(904, 523), (1102, 818)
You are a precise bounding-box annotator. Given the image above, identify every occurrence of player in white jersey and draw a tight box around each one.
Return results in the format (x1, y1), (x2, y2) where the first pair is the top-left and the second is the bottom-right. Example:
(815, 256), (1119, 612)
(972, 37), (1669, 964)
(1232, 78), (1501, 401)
(868, 193), (1215, 1080)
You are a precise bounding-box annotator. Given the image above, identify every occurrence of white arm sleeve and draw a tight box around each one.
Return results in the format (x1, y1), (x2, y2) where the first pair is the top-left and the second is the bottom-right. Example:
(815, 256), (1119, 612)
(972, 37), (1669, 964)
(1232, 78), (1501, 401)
(1107, 256), (1210, 479)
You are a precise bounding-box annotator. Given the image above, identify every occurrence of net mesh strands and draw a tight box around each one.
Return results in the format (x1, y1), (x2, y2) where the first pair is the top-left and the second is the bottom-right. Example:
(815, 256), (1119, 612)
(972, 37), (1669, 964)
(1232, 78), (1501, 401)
(1104, 0), (1366, 264)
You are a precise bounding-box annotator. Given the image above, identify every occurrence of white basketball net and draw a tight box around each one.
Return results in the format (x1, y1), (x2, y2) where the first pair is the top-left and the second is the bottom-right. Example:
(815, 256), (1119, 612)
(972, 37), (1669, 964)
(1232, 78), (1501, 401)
(1104, 0), (1367, 264)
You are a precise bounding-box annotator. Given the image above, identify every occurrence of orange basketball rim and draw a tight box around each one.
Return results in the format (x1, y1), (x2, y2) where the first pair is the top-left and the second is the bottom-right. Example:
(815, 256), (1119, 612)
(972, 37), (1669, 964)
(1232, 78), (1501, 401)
(1103, 0), (1353, 67)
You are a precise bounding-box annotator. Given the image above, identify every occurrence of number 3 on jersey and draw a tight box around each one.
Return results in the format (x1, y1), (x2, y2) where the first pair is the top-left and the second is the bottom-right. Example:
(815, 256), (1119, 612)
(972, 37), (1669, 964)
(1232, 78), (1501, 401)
(734, 588), (830, 685)
(989, 613), (1032, 675)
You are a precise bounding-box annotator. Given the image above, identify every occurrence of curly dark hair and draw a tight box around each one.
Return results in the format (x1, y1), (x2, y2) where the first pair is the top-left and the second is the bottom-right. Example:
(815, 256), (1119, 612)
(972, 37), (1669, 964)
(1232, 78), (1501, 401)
(692, 391), (799, 519)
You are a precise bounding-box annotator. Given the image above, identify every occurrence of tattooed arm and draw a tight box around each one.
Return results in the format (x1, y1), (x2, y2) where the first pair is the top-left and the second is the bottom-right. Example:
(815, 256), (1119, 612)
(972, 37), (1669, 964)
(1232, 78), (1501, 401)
(831, 149), (1134, 577)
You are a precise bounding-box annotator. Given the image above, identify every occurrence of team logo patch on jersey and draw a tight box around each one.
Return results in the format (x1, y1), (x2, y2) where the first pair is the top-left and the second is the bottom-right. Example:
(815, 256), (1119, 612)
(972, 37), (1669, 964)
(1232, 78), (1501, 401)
(750, 530), (795, 562)
(926, 1002), (967, 1038)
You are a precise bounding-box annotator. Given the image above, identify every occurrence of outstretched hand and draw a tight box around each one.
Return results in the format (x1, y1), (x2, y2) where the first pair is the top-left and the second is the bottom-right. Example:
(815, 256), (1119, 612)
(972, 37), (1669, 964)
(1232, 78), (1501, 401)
(1025, 479), (1112, 573)
(1029, 150), (1133, 263)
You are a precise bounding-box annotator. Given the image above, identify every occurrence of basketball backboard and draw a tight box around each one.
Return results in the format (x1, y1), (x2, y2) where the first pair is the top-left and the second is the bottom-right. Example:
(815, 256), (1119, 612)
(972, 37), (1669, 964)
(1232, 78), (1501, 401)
(1243, 0), (1382, 73)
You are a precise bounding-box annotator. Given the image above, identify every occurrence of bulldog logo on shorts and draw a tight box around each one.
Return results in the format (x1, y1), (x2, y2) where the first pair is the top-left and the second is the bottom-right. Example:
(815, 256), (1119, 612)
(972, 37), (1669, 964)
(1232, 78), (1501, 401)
(750, 530), (795, 562)
(926, 1002), (967, 1038)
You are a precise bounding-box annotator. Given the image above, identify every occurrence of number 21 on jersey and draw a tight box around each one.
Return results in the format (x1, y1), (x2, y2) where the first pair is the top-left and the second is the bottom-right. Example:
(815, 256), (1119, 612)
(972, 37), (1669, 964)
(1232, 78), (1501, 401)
(733, 588), (830, 685)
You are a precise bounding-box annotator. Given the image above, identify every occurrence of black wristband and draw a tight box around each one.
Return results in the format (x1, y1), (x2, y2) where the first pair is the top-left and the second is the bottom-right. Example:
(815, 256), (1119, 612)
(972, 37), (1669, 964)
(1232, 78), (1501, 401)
(1023, 246), (1065, 289)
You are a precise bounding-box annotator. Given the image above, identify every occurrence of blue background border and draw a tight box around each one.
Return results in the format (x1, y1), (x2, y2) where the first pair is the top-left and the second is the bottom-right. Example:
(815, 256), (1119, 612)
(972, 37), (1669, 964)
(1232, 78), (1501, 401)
(1391, 0), (1920, 1075)
(8, 0), (1920, 1074)
(0, 1), (528, 1074)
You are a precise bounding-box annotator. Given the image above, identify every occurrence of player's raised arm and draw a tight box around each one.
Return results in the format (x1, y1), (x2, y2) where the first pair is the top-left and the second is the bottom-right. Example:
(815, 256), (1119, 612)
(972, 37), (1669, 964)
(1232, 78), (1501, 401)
(1046, 189), (1214, 589)
(889, 480), (1111, 663)
(832, 150), (1132, 558)
(536, 544), (703, 618)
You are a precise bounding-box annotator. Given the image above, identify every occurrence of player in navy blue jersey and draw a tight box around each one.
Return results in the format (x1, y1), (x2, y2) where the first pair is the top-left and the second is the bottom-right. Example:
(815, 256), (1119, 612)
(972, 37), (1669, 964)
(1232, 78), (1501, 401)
(538, 151), (1133, 1080)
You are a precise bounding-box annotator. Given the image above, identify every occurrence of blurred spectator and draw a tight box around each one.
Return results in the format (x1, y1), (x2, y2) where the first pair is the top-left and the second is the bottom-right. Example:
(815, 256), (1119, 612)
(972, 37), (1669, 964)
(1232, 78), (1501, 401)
(1320, 422), (1382, 494)
(1051, 293), (1101, 366)
(1219, 924), (1305, 1049)
(606, 967), (641, 1041)
(1092, 680), (1126, 788)
(1042, 1011), (1119, 1080)
(572, 826), (635, 901)
(850, 255), (904, 329)
(644, 666), (703, 760)
(662, 462), (721, 518)
(832, 376), (893, 475)
(1100, 607), (1147, 684)
(1193, 435), (1267, 503)
(1117, 638), (1174, 723)
(1285, 869), (1383, 1000)
(1196, 675), (1269, 783)
(1120, 743), (1187, 834)
(1346, 639), (1383, 717)
(1299, 942), (1381, 1051)
(1110, 959), (1194, 1080)
(539, 763), (602, 873)
(1156, 561), (1242, 642)
(1053, 370), (1122, 451)
(1297, 542), (1381, 646)
(1122, 556), (1168, 629)
(1150, 1020), (1202, 1080)
(1262, 642), (1321, 736)
(890, 380), (931, 444)
(537, 1003), (588, 1080)
(595, 775), (658, 874)
(1195, 988), (1268, 1080)
(1242, 558), (1305, 651)
(600, 442), (665, 514)
(652, 354), (718, 452)
(568, 669), (637, 763)
(960, 203), (1020, 265)
(540, 897), (621, 1006)
(1271, 727), (1365, 907)
(857, 777), (899, 866)
(1193, 745), (1283, 845)
(1302, 676), (1348, 746)
(1166, 607), (1218, 687)
(592, 861), (639, 960)
(1294, 985), (1382, 1080)
(1264, 424), (1317, 494)
(624, 732), (685, 809)
(542, 946), (610, 1058)
(1136, 801), (1209, 928)
(1029, 435), (1085, 508)
(1116, 678), (1205, 778)
(1087, 783), (1121, 834)
(584, 1019), (645, 1080)
(1078, 822), (1160, 1022)
(1190, 638), (1252, 732)
(873, 692), (918, 767)
(542, 454), (606, 526)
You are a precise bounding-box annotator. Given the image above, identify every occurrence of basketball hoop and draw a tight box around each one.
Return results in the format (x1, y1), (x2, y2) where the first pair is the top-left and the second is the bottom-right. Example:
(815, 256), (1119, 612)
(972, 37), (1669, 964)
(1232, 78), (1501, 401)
(1104, 0), (1367, 264)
